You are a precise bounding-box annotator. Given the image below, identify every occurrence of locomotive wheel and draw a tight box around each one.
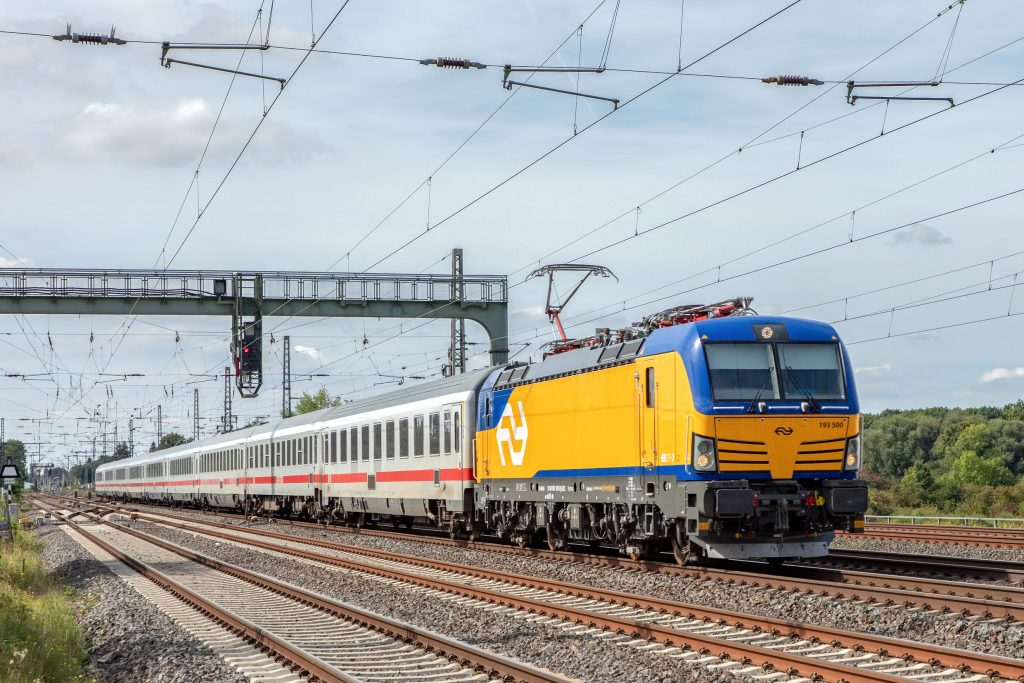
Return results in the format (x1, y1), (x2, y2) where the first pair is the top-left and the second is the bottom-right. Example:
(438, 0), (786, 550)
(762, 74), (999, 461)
(672, 530), (693, 566)
(546, 522), (566, 552)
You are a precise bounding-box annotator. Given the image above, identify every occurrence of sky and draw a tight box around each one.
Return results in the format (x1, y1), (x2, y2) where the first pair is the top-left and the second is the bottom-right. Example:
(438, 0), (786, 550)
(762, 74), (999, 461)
(1, 0), (1023, 465)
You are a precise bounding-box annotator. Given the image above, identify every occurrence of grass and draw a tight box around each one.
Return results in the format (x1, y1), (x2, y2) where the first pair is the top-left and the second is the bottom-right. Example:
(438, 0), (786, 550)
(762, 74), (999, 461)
(0, 523), (86, 683)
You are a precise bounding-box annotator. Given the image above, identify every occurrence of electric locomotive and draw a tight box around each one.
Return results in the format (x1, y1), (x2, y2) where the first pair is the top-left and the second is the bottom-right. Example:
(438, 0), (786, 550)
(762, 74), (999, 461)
(473, 299), (868, 562)
(96, 298), (867, 563)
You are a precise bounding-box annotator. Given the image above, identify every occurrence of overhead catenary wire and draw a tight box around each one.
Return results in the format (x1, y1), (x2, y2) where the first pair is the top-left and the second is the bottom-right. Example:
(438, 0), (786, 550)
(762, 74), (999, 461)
(358, 0), (806, 275)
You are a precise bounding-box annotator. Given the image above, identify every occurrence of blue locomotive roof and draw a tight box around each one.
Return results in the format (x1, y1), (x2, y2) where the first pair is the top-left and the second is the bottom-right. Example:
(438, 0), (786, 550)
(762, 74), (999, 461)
(641, 316), (858, 415)
(640, 315), (839, 355)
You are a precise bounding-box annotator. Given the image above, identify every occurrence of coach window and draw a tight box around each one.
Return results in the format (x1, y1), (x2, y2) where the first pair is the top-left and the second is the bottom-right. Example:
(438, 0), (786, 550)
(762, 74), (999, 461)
(443, 409), (452, 455)
(350, 429), (358, 463)
(385, 421), (395, 460)
(373, 423), (382, 461)
(454, 411), (461, 453)
(645, 367), (656, 408)
(361, 425), (370, 461)
(329, 431), (336, 464)
(413, 415), (424, 457)
(429, 412), (441, 456)
(339, 429), (348, 463)
(399, 418), (409, 458)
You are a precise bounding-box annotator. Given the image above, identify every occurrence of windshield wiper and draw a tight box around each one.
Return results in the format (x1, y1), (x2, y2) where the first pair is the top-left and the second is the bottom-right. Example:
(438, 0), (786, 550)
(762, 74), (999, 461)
(783, 365), (821, 413)
(746, 373), (771, 414)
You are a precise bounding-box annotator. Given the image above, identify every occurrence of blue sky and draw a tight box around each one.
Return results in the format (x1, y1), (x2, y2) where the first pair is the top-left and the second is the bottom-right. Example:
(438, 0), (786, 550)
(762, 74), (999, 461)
(1, 0), (1023, 459)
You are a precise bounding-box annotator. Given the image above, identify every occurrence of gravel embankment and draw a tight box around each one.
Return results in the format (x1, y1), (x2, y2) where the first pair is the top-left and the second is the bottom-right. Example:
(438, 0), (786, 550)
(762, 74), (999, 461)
(167, 510), (1024, 660)
(831, 534), (1024, 563)
(121, 517), (747, 683)
(34, 523), (248, 683)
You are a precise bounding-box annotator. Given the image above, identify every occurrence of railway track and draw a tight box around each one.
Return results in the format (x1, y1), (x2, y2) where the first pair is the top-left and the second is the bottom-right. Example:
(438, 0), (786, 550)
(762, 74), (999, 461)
(852, 524), (1024, 549)
(66, 498), (1024, 683)
(32, 496), (568, 683)
(812, 549), (1024, 584)
(106, 498), (1024, 621)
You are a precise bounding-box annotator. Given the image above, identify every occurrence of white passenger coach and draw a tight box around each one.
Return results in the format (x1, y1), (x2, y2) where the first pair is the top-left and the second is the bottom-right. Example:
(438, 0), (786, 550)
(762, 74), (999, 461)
(96, 370), (488, 534)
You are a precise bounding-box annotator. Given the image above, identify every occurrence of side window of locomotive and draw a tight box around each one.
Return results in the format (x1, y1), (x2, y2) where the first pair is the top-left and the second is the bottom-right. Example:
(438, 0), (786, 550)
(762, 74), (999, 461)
(373, 423), (382, 461)
(645, 367), (655, 408)
(443, 409), (452, 455)
(413, 415), (424, 457)
(385, 421), (395, 460)
(429, 412), (441, 456)
(339, 429), (348, 463)
(361, 425), (370, 461)
(399, 418), (409, 458)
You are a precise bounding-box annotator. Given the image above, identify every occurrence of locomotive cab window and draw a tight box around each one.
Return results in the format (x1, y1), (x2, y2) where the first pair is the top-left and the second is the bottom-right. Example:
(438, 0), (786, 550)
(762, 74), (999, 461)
(777, 343), (846, 400)
(706, 343), (781, 401)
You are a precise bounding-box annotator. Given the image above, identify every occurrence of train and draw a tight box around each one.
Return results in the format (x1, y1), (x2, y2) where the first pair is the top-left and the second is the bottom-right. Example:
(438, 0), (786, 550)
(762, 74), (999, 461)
(95, 299), (867, 563)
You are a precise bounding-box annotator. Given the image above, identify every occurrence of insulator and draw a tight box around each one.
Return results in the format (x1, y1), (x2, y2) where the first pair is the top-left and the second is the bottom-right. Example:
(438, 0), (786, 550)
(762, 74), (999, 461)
(73, 33), (107, 44)
(436, 57), (471, 69)
(762, 75), (824, 86)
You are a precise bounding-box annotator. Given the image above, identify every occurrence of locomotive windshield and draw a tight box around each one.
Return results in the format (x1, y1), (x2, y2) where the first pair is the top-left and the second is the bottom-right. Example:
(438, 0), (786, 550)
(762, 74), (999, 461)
(706, 342), (845, 401)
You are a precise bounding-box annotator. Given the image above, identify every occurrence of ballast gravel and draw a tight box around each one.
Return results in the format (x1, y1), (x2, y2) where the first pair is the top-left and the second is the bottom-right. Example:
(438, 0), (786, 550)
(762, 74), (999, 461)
(34, 522), (249, 683)
(163, 508), (1024, 661)
(831, 534), (1024, 563)
(121, 518), (745, 683)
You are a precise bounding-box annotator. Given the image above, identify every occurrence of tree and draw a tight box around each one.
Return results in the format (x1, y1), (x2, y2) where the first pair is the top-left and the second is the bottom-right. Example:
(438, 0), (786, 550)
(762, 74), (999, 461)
(113, 442), (131, 459)
(940, 450), (1015, 488)
(292, 388), (341, 416)
(154, 432), (188, 451)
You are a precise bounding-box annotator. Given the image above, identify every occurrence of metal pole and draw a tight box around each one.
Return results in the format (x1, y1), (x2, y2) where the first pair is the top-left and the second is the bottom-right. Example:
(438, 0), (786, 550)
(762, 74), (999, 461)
(157, 405), (163, 444)
(282, 336), (291, 417)
(222, 367), (233, 433)
(128, 416), (134, 456)
(193, 389), (199, 442)
(448, 248), (466, 376)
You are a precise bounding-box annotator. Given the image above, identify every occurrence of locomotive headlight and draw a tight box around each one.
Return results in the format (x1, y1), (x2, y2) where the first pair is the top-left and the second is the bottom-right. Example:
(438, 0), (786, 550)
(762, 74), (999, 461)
(693, 435), (717, 472)
(844, 435), (861, 471)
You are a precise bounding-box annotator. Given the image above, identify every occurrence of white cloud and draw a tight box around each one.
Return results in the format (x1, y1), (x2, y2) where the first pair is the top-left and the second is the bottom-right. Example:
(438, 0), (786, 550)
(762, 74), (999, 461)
(892, 223), (952, 246)
(0, 256), (31, 267)
(294, 345), (323, 362)
(62, 98), (329, 167)
(979, 367), (1024, 384)
(854, 363), (892, 381)
(65, 99), (215, 166)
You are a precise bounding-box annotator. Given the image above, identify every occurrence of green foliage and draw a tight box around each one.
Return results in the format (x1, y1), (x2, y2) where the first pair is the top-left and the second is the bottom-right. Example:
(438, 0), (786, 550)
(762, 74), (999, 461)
(864, 402), (1024, 517)
(939, 450), (1014, 488)
(291, 388), (342, 416)
(0, 529), (86, 682)
(153, 432), (188, 451)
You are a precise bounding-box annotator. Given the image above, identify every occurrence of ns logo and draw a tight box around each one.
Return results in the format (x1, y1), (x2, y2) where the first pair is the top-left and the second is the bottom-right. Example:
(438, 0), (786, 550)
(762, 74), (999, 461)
(495, 401), (529, 466)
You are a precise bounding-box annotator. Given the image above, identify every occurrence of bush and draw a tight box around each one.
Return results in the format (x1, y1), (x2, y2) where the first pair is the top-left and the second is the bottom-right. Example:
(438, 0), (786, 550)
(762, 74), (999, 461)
(0, 529), (85, 683)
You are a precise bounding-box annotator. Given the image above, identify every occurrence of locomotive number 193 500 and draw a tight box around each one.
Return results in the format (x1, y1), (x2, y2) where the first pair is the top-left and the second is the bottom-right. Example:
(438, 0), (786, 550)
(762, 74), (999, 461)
(819, 420), (845, 429)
